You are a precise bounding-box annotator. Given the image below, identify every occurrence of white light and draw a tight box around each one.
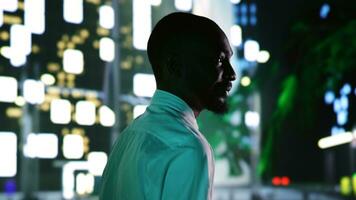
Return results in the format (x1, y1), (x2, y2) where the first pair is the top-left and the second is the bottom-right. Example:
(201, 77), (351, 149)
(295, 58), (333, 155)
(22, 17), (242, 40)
(133, 0), (151, 50)
(149, 0), (161, 6)
(10, 54), (27, 67)
(133, 105), (147, 119)
(0, 132), (17, 177)
(88, 151), (108, 176)
(257, 50), (270, 63)
(340, 83), (351, 96)
(230, 25), (242, 47)
(133, 73), (156, 97)
(1, 0), (18, 12)
(50, 99), (71, 124)
(318, 131), (356, 149)
(230, 0), (241, 4)
(0, 11), (3, 27)
(15, 96), (25, 106)
(0, 76), (17, 103)
(337, 110), (348, 126)
(40, 73), (55, 85)
(340, 95), (349, 110)
(0, 46), (12, 59)
(174, 0), (193, 11)
(63, 0), (83, 24)
(24, 0), (45, 34)
(23, 133), (58, 159)
(99, 37), (115, 62)
(23, 79), (45, 104)
(76, 173), (94, 195)
(99, 5), (114, 29)
(244, 40), (260, 62)
(62, 161), (89, 199)
(63, 49), (84, 74)
(63, 134), (84, 159)
(10, 24), (32, 56)
(333, 98), (341, 113)
(324, 91), (335, 104)
(99, 105), (115, 127)
(244, 111), (260, 128)
(75, 101), (96, 126)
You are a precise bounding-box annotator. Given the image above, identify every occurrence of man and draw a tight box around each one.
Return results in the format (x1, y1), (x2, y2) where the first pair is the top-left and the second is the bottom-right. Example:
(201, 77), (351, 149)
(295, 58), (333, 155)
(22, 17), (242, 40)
(100, 12), (236, 200)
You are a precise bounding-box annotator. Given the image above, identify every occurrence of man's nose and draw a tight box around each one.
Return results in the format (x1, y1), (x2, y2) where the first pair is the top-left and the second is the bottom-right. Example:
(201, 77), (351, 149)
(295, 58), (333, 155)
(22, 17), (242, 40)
(224, 62), (237, 81)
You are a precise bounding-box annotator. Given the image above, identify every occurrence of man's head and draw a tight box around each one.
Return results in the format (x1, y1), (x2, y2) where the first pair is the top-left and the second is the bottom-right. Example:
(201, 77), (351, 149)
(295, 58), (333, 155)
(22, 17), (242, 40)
(147, 12), (236, 114)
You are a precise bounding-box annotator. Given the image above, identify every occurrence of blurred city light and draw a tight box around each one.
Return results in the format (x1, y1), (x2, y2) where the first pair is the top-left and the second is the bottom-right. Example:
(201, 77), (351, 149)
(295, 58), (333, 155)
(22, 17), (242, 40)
(14, 96), (25, 106)
(240, 76), (251, 87)
(230, 0), (241, 4)
(340, 95), (349, 110)
(76, 173), (94, 196)
(99, 105), (116, 127)
(133, 73), (156, 97)
(333, 98), (341, 113)
(63, 134), (84, 159)
(0, 76), (17, 103)
(324, 91), (335, 104)
(149, 0), (161, 6)
(23, 79), (45, 104)
(318, 131), (355, 149)
(24, 0), (45, 34)
(257, 50), (270, 63)
(63, 49), (84, 74)
(0, 46), (12, 58)
(63, 0), (83, 24)
(340, 83), (351, 96)
(99, 37), (115, 62)
(50, 99), (71, 124)
(0, 132), (17, 177)
(99, 5), (115, 29)
(319, 3), (330, 19)
(230, 25), (242, 47)
(10, 24), (31, 56)
(336, 110), (348, 126)
(75, 101), (96, 126)
(62, 161), (89, 199)
(133, 105), (147, 119)
(340, 176), (352, 196)
(244, 111), (260, 128)
(244, 40), (260, 62)
(1, 0), (18, 12)
(174, 0), (193, 11)
(23, 133), (58, 159)
(133, 0), (151, 50)
(40, 73), (56, 85)
(331, 126), (345, 135)
(88, 151), (108, 176)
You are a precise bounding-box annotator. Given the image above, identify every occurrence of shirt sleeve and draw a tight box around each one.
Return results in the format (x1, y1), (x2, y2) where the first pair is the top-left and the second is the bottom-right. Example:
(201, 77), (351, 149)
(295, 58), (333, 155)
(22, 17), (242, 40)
(161, 147), (209, 200)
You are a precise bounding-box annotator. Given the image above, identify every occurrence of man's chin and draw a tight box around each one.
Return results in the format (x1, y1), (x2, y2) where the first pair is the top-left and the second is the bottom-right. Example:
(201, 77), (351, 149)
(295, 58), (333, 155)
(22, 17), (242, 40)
(206, 97), (229, 114)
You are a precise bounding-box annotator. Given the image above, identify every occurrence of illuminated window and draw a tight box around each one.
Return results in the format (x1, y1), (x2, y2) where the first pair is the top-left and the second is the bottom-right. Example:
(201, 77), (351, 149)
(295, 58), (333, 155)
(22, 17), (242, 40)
(88, 151), (108, 176)
(23, 133), (58, 159)
(133, 105), (147, 119)
(133, 73), (156, 97)
(63, 134), (84, 159)
(1, 0), (18, 12)
(0, 132), (17, 177)
(99, 37), (115, 62)
(24, 0), (45, 34)
(23, 79), (45, 104)
(133, 0), (151, 50)
(63, 49), (84, 74)
(99, 5), (115, 29)
(0, 76), (18, 103)
(63, 0), (83, 24)
(75, 101), (96, 126)
(230, 25), (242, 47)
(50, 99), (71, 124)
(174, 0), (192, 11)
(99, 105), (115, 127)
(244, 40), (260, 62)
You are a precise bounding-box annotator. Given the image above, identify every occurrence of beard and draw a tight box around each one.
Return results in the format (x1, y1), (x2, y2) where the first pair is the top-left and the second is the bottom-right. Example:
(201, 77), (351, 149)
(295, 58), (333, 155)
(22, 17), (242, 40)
(202, 90), (229, 114)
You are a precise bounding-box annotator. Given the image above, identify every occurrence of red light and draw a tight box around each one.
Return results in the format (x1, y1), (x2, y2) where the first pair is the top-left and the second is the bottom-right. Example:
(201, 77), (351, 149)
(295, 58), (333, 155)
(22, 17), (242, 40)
(272, 177), (281, 186)
(281, 176), (290, 186)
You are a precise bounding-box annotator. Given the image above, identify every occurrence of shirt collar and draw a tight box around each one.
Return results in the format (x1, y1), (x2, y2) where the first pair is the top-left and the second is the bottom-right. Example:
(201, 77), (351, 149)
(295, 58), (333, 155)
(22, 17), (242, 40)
(148, 89), (199, 130)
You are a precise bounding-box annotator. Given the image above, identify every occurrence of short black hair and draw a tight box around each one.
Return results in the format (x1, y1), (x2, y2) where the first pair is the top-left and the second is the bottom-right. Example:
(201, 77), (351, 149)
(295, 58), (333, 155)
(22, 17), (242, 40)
(147, 12), (219, 83)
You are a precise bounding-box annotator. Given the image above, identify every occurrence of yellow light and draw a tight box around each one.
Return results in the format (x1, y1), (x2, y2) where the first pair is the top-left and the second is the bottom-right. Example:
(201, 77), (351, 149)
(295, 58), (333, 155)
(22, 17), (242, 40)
(241, 76), (251, 87)
(0, 31), (10, 40)
(14, 96), (25, 107)
(6, 107), (22, 118)
(32, 45), (40, 54)
(79, 29), (89, 38)
(40, 73), (56, 85)
(340, 176), (352, 196)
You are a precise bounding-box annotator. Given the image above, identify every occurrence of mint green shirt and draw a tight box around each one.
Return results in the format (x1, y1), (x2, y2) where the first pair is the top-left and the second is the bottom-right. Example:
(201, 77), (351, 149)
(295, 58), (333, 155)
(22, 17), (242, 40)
(100, 90), (214, 200)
